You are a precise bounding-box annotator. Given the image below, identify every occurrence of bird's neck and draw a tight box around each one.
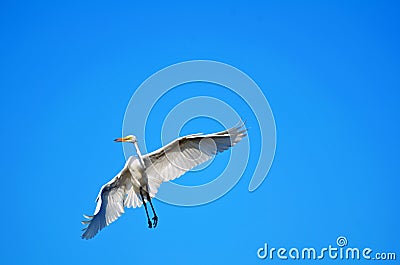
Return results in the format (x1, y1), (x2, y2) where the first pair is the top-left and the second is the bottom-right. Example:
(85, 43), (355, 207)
(133, 142), (145, 167)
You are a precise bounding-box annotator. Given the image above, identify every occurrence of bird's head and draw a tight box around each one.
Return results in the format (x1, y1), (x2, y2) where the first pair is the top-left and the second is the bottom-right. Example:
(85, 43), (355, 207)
(114, 135), (137, 143)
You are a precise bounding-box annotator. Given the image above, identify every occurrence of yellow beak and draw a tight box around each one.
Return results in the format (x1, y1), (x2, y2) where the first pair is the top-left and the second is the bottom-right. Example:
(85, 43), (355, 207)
(114, 137), (129, 142)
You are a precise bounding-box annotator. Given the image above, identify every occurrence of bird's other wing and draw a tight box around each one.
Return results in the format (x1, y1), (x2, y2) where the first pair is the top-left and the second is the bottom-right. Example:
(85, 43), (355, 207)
(81, 164), (133, 240)
(143, 122), (247, 197)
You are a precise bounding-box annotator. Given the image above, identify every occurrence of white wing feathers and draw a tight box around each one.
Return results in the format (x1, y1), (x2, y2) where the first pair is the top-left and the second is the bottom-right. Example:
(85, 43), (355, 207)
(143, 123), (247, 197)
(81, 165), (137, 240)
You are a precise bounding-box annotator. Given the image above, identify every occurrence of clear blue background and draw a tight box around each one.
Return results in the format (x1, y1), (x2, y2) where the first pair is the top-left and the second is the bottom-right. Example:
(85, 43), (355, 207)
(1, 1), (399, 264)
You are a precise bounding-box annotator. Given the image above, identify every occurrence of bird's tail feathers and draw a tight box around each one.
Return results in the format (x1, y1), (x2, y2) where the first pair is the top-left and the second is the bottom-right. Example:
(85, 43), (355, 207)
(124, 188), (143, 208)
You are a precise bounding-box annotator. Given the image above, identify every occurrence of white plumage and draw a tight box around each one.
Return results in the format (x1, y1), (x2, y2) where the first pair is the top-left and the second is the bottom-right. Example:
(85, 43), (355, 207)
(81, 123), (247, 239)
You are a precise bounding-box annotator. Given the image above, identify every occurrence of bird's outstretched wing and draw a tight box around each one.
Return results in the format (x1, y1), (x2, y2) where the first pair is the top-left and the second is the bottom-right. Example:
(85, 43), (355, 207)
(143, 122), (247, 196)
(81, 164), (134, 240)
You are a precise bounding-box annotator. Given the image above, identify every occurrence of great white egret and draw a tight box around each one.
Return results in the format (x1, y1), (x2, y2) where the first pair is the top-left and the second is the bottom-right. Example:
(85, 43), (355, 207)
(81, 123), (247, 239)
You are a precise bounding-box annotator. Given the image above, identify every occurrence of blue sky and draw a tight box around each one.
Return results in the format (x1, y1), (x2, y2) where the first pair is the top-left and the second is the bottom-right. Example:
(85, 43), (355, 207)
(1, 1), (400, 264)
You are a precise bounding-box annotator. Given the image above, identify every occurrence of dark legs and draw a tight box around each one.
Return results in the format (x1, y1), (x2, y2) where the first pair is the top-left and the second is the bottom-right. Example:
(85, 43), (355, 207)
(140, 187), (158, 228)
(147, 193), (158, 228)
(140, 187), (153, 228)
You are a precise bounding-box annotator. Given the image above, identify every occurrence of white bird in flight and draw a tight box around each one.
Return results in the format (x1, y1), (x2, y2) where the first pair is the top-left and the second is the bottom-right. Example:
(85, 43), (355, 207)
(81, 123), (247, 239)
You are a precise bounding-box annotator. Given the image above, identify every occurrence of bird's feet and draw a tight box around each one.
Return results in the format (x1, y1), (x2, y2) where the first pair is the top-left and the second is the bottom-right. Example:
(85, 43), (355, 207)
(152, 216), (158, 228)
(147, 219), (153, 228)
